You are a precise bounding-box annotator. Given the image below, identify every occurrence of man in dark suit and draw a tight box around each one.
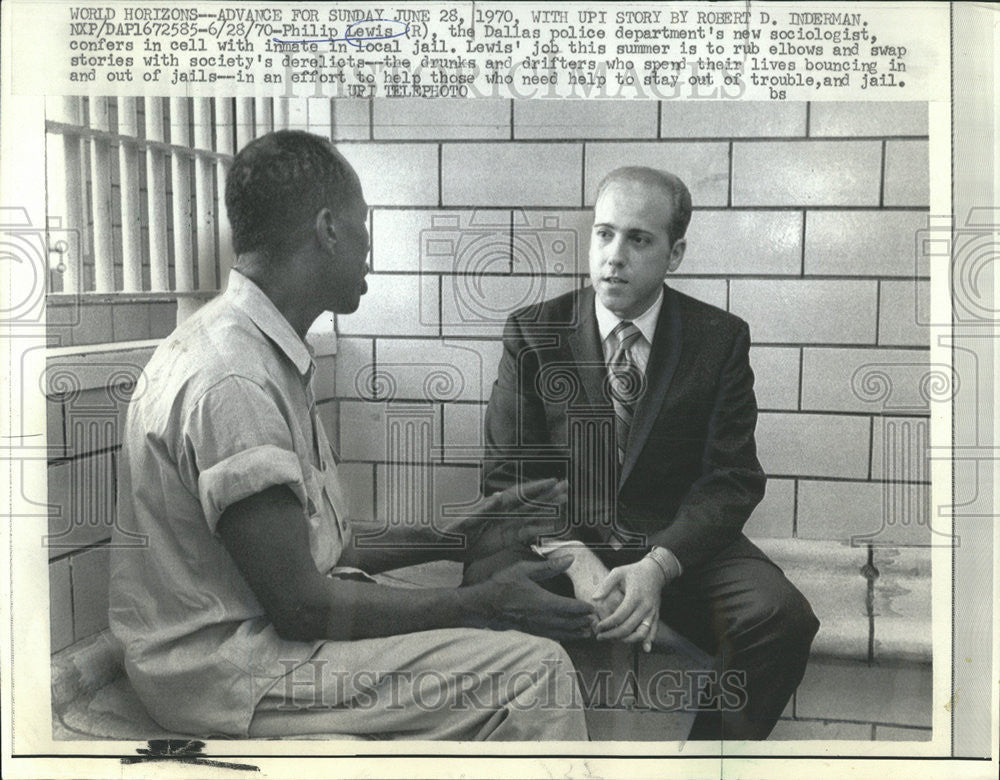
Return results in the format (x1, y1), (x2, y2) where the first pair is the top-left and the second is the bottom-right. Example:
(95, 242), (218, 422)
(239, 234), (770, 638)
(477, 166), (819, 740)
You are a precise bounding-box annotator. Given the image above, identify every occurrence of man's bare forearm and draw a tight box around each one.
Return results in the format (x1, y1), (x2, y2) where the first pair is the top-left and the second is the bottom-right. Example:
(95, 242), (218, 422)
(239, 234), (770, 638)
(277, 574), (483, 641)
(219, 483), (594, 644)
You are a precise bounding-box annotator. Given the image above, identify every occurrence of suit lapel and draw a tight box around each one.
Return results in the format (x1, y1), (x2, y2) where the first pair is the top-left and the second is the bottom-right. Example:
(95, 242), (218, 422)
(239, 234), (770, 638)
(567, 287), (608, 408)
(620, 285), (684, 488)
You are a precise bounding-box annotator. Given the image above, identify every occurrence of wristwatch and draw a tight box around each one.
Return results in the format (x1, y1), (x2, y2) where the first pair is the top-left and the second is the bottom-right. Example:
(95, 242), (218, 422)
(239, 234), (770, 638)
(645, 545), (680, 583)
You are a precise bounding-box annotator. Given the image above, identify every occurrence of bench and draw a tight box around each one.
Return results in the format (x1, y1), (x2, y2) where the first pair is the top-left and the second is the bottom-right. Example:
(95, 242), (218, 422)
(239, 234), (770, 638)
(50, 540), (930, 741)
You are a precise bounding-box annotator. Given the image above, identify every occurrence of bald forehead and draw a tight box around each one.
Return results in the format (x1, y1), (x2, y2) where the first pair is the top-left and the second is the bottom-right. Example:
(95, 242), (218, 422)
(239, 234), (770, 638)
(594, 179), (675, 234)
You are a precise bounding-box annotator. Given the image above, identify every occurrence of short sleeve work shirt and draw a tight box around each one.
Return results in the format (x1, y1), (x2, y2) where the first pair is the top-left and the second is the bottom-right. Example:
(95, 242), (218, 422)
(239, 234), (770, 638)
(109, 270), (349, 737)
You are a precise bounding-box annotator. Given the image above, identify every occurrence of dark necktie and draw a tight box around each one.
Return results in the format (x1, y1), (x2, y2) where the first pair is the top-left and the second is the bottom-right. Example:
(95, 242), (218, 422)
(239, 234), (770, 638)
(608, 321), (644, 465)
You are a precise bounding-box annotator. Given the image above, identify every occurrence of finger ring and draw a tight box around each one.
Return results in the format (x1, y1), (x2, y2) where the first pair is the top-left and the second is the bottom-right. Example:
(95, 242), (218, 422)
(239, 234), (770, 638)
(640, 619), (651, 628)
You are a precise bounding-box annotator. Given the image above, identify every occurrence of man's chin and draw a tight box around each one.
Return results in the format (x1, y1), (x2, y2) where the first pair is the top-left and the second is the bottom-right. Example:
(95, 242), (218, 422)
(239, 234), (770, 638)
(333, 295), (362, 315)
(596, 286), (634, 312)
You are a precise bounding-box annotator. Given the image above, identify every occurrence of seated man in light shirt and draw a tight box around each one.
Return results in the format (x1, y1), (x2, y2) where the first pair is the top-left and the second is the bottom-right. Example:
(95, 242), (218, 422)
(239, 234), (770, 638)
(109, 130), (595, 741)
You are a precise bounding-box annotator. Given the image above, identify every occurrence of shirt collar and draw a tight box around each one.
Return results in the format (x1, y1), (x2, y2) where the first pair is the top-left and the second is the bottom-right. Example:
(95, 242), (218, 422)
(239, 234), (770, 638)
(224, 269), (315, 377)
(595, 286), (664, 347)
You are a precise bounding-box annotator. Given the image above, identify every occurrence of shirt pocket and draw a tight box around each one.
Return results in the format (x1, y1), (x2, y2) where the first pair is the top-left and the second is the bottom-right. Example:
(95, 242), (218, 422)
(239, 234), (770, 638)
(303, 461), (345, 573)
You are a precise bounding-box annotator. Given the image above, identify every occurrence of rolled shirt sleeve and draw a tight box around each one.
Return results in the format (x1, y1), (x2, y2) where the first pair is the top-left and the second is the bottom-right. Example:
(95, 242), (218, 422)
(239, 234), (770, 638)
(181, 375), (308, 534)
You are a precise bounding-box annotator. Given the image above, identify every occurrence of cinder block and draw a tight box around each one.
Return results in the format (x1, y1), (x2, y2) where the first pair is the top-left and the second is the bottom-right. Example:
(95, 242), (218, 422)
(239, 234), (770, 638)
(769, 718), (872, 740)
(871, 416), (930, 483)
(875, 725), (932, 741)
(440, 274), (577, 336)
(336, 274), (439, 336)
(810, 102), (928, 137)
(660, 101), (806, 138)
(795, 657), (931, 727)
(430, 464), (483, 521)
(374, 98), (509, 139)
(47, 302), (76, 346)
(333, 338), (374, 400)
(316, 400), (339, 453)
(805, 211), (930, 277)
(800, 348), (933, 413)
(756, 412), (870, 479)
(50, 558), (74, 653)
(338, 400), (440, 463)
(337, 461), (374, 524)
(684, 211), (802, 276)
(585, 142), (729, 206)
(313, 355), (336, 402)
(884, 140), (929, 207)
(797, 479), (931, 547)
(515, 100), (657, 139)
(47, 395), (65, 458)
(442, 402), (486, 463)
(329, 99), (371, 140)
(743, 477), (794, 539)
(665, 278), (728, 311)
(369, 461), (473, 535)
(732, 141), (882, 206)
(376, 339), (502, 403)
(111, 302), (150, 341)
(68, 303), (114, 346)
(729, 280), (878, 344)
(369, 464), (481, 564)
(337, 143), (438, 206)
(749, 346), (800, 410)
(64, 386), (129, 454)
(71, 545), (111, 640)
(47, 454), (116, 558)
(148, 301), (178, 338)
(513, 210), (591, 276)
(872, 546), (931, 663)
(879, 280), (930, 347)
(442, 143), (581, 206)
(372, 209), (508, 273)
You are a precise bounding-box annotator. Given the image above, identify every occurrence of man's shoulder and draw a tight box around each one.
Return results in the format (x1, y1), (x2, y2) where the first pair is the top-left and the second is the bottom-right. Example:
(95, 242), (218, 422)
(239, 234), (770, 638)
(140, 298), (279, 409)
(507, 286), (587, 328)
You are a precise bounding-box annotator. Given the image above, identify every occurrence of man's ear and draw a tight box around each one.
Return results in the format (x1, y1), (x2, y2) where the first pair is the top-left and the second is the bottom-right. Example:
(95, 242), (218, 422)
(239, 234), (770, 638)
(315, 207), (337, 251)
(667, 237), (686, 272)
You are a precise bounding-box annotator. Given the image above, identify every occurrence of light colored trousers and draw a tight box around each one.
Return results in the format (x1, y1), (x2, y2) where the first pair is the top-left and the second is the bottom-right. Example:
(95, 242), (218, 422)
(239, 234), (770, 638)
(249, 627), (588, 741)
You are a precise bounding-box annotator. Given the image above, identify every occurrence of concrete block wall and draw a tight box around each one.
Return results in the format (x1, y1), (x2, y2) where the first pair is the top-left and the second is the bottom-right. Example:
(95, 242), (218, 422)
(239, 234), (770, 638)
(319, 99), (936, 680)
(46, 102), (935, 734)
(46, 344), (155, 652)
(321, 99), (931, 532)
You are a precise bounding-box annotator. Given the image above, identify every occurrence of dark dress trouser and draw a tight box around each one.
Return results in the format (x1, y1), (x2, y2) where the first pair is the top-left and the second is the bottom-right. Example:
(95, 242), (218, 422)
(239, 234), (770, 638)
(465, 534), (819, 741)
(651, 535), (819, 740)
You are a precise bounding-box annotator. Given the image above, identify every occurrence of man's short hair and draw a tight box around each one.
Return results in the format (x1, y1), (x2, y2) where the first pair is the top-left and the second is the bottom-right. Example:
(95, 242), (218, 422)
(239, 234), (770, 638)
(595, 166), (692, 245)
(225, 130), (358, 256)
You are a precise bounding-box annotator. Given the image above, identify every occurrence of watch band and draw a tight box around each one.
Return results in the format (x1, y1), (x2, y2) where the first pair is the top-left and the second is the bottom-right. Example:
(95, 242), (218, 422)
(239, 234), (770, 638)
(645, 545), (678, 583)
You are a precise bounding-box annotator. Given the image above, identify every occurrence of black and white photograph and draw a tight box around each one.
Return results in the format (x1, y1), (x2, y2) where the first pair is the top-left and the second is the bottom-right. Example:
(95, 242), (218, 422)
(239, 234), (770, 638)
(1, 2), (996, 778)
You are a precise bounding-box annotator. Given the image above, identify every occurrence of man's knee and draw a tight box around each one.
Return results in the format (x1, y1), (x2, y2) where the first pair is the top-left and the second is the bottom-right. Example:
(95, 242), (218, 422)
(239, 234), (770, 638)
(737, 577), (820, 652)
(490, 632), (587, 739)
(763, 581), (820, 649)
(515, 633), (581, 701)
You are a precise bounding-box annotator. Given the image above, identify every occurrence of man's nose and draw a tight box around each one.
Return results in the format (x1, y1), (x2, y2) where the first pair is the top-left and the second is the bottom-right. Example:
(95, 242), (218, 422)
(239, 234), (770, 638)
(604, 237), (626, 267)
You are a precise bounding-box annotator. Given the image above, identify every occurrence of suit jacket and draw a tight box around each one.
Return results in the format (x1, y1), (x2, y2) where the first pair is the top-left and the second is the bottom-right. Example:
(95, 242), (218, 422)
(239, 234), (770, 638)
(483, 284), (766, 572)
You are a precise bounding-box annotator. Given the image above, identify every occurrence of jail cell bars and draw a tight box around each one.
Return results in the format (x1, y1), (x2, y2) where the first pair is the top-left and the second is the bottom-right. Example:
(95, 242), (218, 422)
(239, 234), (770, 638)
(43, 97), (331, 297)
